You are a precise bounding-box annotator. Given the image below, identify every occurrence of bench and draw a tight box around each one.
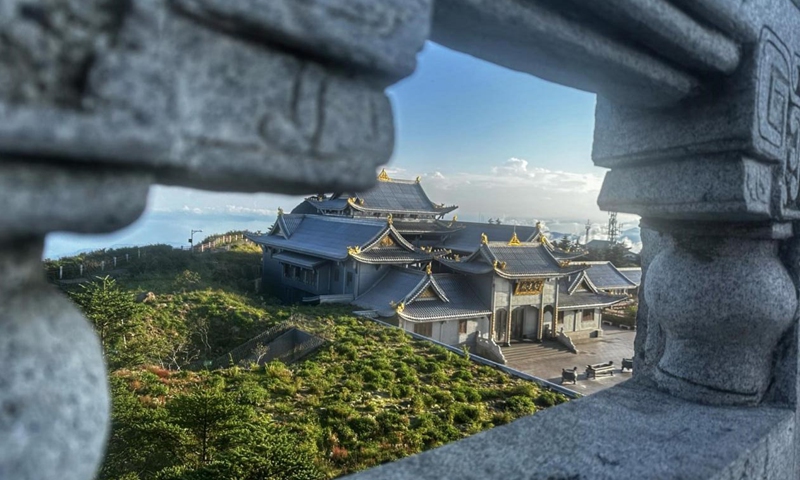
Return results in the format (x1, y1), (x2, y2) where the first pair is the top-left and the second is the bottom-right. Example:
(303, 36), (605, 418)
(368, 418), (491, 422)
(586, 361), (614, 379)
(561, 367), (578, 385)
(621, 358), (633, 372)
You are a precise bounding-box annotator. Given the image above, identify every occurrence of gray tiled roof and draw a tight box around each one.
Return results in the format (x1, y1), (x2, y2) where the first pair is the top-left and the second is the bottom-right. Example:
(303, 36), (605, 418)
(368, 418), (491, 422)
(558, 292), (627, 309)
(352, 268), (426, 316)
(442, 222), (538, 253)
(248, 215), (385, 260)
(584, 262), (638, 290)
(400, 274), (491, 322)
(353, 180), (456, 215)
(272, 252), (328, 269)
(303, 197), (349, 212)
(280, 215), (303, 236)
(351, 246), (431, 264)
(392, 219), (464, 235)
(438, 257), (494, 275)
(352, 269), (490, 322)
(618, 267), (642, 286)
(482, 242), (586, 278)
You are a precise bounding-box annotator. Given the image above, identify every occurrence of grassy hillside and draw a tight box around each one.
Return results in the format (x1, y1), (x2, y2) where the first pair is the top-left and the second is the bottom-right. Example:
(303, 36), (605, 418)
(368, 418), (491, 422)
(53, 237), (567, 479)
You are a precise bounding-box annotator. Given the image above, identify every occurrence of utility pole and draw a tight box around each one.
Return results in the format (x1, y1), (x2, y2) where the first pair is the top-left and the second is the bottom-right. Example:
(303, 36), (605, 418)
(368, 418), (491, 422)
(189, 229), (203, 253)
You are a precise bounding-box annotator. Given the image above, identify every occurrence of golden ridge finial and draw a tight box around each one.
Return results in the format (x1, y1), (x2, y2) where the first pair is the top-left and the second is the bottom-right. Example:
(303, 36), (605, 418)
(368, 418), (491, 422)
(415, 176), (421, 183)
(481, 233), (488, 245)
(539, 234), (548, 245)
(387, 213), (393, 225)
(508, 231), (521, 246)
(277, 207), (284, 216)
(395, 302), (405, 313)
(378, 168), (391, 182)
(347, 245), (362, 255)
(453, 215), (458, 222)
(426, 262), (432, 275)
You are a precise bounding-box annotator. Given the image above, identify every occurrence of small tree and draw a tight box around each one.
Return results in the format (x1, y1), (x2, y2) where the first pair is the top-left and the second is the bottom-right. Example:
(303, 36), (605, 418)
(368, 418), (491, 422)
(69, 276), (143, 354)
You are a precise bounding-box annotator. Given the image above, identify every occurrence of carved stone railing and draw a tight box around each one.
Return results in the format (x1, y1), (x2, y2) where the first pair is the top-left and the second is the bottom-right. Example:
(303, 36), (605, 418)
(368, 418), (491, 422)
(0, 1), (431, 479)
(3, 1), (800, 479)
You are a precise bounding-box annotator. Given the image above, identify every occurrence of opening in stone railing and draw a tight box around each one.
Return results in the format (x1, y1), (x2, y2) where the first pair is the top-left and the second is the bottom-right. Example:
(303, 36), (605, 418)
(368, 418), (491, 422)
(32, 34), (636, 478)
(4, 1), (800, 480)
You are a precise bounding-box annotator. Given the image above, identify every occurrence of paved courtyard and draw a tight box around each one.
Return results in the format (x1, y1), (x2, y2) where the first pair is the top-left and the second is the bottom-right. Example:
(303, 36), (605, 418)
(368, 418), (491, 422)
(503, 326), (636, 396)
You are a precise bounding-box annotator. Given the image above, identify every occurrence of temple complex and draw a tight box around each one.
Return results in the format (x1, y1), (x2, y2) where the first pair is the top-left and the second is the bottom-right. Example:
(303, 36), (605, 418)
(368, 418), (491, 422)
(249, 169), (627, 347)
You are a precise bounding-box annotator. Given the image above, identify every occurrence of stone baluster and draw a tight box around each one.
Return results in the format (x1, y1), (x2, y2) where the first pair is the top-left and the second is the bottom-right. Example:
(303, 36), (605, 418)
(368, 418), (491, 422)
(594, 1), (800, 406)
(0, 1), (432, 478)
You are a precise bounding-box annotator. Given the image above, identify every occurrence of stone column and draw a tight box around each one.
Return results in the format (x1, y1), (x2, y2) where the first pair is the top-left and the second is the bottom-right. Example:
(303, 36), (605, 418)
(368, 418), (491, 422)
(0, 1), (432, 478)
(594, 2), (800, 406)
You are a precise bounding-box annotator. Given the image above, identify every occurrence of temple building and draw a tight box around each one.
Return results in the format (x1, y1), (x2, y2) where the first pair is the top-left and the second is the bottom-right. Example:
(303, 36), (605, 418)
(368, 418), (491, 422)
(248, 169), (627, 346)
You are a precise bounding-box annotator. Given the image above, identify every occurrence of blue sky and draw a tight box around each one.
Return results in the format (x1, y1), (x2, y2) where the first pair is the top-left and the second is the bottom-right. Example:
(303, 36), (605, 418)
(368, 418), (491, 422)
(45, 42), (638, 259)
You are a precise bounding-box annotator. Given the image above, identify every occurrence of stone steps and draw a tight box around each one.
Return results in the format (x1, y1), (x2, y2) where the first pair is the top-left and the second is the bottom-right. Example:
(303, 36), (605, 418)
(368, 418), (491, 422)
(502, 342), (573, 363)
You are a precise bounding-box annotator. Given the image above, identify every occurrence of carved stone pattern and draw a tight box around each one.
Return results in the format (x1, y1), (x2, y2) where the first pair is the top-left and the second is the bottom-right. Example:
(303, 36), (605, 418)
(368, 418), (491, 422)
(758, 28), (800, 211)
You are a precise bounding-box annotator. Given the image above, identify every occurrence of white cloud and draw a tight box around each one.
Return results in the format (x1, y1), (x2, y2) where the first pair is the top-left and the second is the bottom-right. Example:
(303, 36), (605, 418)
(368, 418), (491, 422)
(492, 157), (529, 175)
(420, 157), (606, 220)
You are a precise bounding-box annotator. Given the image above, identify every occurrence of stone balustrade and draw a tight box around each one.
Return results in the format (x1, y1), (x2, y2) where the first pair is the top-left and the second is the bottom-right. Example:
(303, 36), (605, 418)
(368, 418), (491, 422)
(2, 0), (800, 479)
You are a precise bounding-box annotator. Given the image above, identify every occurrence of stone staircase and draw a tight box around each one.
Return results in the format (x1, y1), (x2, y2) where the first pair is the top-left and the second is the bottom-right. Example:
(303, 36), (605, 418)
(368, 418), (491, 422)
(502, 341), (573, 365)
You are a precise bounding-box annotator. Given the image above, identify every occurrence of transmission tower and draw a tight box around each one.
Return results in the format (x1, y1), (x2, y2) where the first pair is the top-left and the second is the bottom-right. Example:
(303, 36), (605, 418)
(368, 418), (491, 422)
(607, 212), (620, 244)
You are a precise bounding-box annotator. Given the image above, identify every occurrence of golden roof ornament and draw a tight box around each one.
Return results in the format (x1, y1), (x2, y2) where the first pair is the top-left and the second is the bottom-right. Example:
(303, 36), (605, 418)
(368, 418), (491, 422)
(387, 213), (393, 225)
(395, 302), (405, 313)
(453, 215), (458, 222)
(481, 233), (489, 245)
(277, 207), (284, 216)
(539, 234), (548, 245)
(508, 231), (521, 246)
(426, 262), (432, 275)
(415, 176), (421, 183)
(536, 221), (542, 229)
(378, 168), (391, 182)
(493, 260), (498, 269)
(559, 260), (571, 268)
(347, 245), (362, 255)
(453, 254), (461, 262)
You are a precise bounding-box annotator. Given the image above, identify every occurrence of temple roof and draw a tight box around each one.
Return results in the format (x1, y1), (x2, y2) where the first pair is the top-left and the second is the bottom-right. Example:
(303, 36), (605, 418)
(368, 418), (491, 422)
(247, 215), (386, 261)
(618, 267), (642, 286)
(297, 169), (457, 217)
(442, 222), (539, 253)
(348, 245), (431, 264)
(583, 262), (639, 290)
(391, 218), (464, 235)
(353, 268), (490, 322)
(557, 292), (627, 310)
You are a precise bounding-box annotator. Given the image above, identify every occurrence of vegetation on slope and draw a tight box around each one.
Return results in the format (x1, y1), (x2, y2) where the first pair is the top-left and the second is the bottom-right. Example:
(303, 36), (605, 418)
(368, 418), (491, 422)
(53, 236), (567, 479)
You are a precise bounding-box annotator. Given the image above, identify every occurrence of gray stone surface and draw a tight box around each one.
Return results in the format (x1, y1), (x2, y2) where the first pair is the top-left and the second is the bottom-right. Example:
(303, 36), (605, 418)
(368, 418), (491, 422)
(647, 237), (796, 405)
(598, 155), (774, 221)
(0, 0), (427, 196)
(580, 0), (740, 74)
(0, 240), (109, 480)
(168, 0), (432, 80)
(431, 0), (701, 107)
(0, 161), (150, 240)
(344, 381), (796, 480)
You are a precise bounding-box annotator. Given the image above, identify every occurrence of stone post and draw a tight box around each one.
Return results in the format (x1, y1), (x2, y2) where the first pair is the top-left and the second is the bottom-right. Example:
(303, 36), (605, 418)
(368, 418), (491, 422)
(594, 2), (800, 406)
(0, 1), (432, 479)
